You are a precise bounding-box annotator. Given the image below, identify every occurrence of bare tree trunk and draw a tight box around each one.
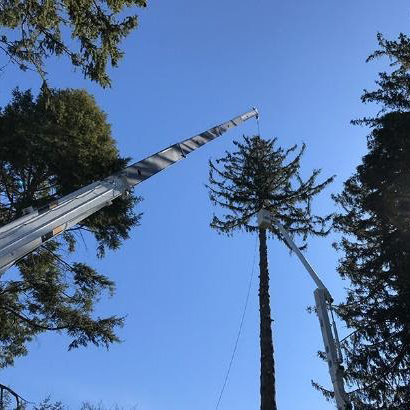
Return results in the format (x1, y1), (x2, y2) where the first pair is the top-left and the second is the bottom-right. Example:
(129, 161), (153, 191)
(258, 228), (277, 410)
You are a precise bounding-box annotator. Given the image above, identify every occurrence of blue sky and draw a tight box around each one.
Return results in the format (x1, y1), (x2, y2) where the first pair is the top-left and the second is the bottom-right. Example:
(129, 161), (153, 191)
(1, 1), (409, 409)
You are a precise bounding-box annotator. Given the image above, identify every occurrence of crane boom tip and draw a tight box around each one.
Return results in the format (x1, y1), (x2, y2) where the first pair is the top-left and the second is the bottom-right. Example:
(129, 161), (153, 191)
(251, 106), (259, 119)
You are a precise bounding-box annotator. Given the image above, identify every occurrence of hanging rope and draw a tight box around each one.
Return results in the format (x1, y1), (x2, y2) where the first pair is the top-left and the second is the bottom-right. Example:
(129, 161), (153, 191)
(254, 107), (261, 137)
(215, 235), (258, 409)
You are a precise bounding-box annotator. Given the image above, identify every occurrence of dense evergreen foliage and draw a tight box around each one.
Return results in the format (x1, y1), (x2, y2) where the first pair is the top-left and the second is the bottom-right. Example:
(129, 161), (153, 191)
(208, 136), (333, 410)
(0, 88), (141, 370)
(333, 32), (410, 408)
(0, 391), (138, 409)
(0, 0), (147, 87)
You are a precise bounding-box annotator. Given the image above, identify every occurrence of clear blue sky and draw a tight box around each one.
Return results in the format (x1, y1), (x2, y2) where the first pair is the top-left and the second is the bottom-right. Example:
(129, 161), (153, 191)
(1, 1), (409, 409)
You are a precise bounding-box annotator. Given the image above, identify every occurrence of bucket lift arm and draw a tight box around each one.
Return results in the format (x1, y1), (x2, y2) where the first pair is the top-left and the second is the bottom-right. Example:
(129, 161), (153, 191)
(257, 209), (351, 410)
(0, 109), (258, 274)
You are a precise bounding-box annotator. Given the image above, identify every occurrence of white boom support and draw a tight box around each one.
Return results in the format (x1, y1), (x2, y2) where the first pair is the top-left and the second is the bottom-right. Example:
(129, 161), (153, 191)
(0, 108), (258, 274)
(257, 209), (351, 410)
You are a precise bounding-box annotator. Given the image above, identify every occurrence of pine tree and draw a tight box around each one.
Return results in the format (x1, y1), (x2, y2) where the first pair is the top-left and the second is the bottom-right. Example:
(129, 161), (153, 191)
(0, 87), (141, 371)
(333, 32), (410, 408)
(208, 136), (334, 409)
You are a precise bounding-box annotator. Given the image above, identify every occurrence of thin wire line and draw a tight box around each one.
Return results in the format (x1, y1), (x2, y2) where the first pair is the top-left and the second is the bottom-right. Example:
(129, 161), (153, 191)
(215, 235), (258, 409)
(256, 114), (261, 137)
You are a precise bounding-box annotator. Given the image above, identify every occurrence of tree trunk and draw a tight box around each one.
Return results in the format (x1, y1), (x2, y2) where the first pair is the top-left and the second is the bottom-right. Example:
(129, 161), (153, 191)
(258, 228), (277, 410)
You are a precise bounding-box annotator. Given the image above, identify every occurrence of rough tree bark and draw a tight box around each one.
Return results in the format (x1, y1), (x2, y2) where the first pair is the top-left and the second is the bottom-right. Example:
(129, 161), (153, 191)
(207, 136), (333, 408)
(258, 228), (277, 410)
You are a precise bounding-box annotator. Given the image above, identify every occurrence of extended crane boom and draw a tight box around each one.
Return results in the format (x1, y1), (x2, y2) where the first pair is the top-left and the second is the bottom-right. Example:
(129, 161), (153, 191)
(0, 108), (258, 274)
(257, 209), (351, 410)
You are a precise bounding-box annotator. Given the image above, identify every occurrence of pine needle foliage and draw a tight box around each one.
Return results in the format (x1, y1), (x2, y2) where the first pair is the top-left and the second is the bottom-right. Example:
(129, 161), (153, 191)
(0, 0), (147, 87)
(0, 87), (141, 370)
(208, 135), (334, 410)
(208, 135), (334, 245)
(359, 33), (410, 114)
(332, 32), (410, 408)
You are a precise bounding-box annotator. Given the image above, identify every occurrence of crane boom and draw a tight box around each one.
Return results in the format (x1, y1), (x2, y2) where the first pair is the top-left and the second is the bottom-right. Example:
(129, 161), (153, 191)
(257, 209), (351, 410)
(0, 108), (258, 274)
(258, 210), (330, 298)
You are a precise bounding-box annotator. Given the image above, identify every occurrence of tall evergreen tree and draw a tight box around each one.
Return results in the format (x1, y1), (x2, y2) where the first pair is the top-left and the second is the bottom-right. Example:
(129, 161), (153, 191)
(0, 88), (141, 371)
(333, 32), (410, 408)
(207, 136), (333, 409)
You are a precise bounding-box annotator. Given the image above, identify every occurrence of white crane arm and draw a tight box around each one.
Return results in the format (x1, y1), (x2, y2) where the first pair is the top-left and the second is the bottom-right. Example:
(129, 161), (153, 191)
(257, 209), (351, 410)
(0, 108), (258, 273)
(257, 209), (331, 299)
